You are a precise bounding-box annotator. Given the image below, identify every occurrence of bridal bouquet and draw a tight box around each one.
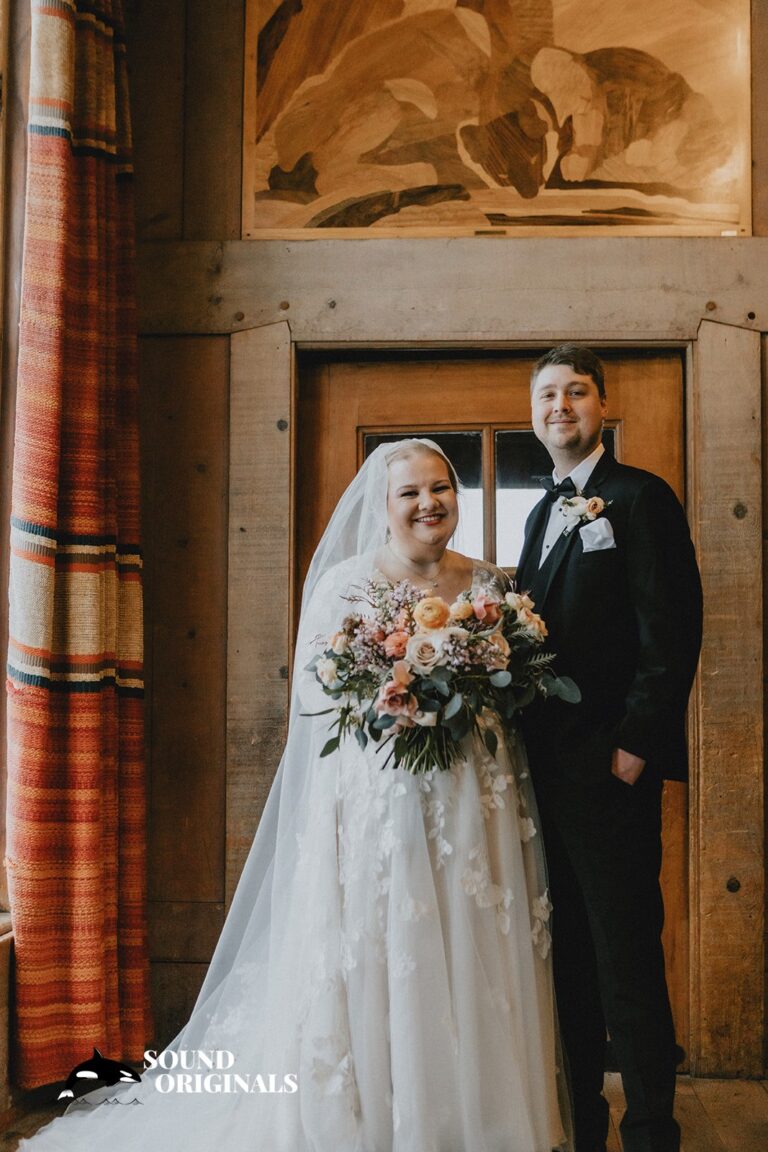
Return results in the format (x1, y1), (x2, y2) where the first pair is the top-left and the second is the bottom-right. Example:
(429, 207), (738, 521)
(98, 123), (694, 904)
(306, 578), (579, 774)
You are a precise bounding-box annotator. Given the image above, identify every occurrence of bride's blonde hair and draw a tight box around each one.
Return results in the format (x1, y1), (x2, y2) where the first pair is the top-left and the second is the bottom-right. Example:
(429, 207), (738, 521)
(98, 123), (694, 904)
(384, 440), (460, 491)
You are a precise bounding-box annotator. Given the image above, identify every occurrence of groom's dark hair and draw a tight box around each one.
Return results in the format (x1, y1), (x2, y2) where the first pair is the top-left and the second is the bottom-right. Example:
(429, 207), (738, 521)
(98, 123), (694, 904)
(531, 344), (606, 399)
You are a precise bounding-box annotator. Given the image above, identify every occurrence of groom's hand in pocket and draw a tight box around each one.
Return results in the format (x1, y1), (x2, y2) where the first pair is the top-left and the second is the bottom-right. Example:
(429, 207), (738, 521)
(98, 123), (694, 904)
(611, 747), (646, 785)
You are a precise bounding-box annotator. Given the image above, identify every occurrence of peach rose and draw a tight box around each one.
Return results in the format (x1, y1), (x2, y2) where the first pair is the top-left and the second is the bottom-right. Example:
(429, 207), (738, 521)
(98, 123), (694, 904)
(472, 591), (502, 625)
(413, 596), (452, 631)
(405, 634), (442, 676)
(505, 591), (534, 613)
(585, 496), (606, 520)
(331, 631), (349, 655)
(450, 599), (475, 621)
(384, 630), (409, 659)
(375, 661), (417, 718)
(518, 606), (548, 640)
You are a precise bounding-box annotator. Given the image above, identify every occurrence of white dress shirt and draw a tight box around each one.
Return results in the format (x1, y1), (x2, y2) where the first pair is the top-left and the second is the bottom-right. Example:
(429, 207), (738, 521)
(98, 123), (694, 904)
(538, 442), (605, 568)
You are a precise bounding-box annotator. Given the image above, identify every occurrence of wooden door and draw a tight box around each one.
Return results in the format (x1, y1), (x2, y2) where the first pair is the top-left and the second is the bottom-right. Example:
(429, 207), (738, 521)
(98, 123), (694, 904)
(296, 348), (689, 1062)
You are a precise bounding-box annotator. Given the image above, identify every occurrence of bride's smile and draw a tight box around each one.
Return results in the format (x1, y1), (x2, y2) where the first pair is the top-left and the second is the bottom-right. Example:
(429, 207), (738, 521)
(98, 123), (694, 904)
(386, 451), (459, 556)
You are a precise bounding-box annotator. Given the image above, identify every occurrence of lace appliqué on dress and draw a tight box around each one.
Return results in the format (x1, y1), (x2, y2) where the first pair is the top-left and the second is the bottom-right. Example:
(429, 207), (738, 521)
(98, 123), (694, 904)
(532, 890), (554, 959)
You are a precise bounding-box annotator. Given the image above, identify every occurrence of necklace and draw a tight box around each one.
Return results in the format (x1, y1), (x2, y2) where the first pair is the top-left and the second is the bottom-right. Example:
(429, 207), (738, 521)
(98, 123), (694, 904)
(387, 541), (444, 590)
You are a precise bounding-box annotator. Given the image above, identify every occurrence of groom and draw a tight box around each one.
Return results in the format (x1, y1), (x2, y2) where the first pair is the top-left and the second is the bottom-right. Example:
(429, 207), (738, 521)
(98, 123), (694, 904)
(516, 345), (702, 1152)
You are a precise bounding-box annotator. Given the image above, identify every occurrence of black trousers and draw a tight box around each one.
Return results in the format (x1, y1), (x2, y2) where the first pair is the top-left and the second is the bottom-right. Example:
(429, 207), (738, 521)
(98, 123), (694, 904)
(531, 765), (680, 1152)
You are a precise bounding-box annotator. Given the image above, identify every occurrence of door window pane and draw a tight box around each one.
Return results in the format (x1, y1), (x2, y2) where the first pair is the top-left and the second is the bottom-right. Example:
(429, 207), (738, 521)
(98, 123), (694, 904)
(495, 429), (615, 567)
(364, 432), (483, 559)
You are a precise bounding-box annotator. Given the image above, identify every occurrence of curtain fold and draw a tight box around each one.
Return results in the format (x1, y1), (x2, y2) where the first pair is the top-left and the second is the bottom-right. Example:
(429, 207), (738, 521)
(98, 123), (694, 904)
(5, 0), (151, 1088)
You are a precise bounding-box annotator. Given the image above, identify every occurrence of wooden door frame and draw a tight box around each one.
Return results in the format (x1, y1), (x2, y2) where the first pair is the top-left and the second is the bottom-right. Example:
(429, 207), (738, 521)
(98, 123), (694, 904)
(227, 319), (764, 1077)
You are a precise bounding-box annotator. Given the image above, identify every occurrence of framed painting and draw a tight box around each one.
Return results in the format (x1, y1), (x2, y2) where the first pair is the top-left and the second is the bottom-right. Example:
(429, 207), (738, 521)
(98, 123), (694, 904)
(242, 0), (751, 237)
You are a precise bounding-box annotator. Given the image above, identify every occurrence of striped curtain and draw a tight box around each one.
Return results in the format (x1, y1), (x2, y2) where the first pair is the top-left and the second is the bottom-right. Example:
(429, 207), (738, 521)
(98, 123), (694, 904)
(5, 0), (152, 1088)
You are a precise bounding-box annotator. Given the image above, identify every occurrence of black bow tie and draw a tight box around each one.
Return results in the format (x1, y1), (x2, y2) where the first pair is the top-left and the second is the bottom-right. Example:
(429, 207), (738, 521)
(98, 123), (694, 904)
(538, 475), (578, 502)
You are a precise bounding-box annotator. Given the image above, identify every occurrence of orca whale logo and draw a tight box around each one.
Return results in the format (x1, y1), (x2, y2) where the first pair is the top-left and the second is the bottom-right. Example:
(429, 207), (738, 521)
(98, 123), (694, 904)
(58, 1048), (142, 1101)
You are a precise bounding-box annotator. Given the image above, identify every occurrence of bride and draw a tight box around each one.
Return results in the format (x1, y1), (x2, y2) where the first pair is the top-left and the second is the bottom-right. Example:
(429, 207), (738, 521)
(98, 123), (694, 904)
(20, 438), (572, 1152)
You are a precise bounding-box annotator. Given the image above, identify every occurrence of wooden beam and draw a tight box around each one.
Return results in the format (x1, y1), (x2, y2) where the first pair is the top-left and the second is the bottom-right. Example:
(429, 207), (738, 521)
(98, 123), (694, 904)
(126, 0), (186, 240)
(752, 0), (768, 236)
(184, 0), (244, 240)
(690, 320), (764, 1075)
(137, 238), (768, 339)
(227, 322), (292, 903)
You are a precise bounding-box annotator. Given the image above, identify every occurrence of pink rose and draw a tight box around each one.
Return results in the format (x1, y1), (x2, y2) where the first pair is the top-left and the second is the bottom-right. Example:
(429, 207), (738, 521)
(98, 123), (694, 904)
(375, 673), (417, 719)
(384, 630), (409, 659)
(472, 591), (502, 625)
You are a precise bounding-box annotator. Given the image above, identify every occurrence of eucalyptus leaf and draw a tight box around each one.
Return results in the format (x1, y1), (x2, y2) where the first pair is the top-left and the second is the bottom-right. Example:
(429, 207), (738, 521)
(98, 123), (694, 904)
(430, 665), (452, 681)
(444, 692), (464, 720)
(372, 713), (397, 730)
(419, 698), (441, 712)
(548, 675), (582, 704)
(490, 670), (512, 688)
(355, 727), (368, 751)
(320, 736), (340, 758)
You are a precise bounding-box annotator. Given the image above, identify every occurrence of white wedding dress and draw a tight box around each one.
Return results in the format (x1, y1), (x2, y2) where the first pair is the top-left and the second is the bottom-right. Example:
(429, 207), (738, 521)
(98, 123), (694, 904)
(19, 445), (571, 1152)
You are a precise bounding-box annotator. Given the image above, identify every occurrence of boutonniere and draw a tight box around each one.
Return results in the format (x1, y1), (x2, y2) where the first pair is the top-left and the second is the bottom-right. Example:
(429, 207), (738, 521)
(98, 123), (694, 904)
(560, 495), (612, 535)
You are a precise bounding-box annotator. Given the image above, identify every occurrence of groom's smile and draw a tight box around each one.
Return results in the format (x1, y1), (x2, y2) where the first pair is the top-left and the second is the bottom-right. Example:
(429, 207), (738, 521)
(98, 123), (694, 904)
(531, 363), (607, 472)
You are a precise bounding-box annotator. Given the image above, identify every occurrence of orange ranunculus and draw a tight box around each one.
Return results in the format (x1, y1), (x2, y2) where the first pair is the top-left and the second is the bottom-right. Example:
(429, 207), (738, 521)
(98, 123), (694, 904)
(413, 596), (451, 631)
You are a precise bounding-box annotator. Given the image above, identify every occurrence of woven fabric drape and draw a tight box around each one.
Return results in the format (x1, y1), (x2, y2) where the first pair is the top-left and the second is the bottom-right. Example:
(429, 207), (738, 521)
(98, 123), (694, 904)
(5, 0), (151, 1089)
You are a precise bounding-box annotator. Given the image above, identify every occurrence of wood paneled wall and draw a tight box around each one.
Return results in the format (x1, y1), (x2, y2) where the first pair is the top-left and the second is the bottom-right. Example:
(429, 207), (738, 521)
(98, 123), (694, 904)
(109, 0), (768, 1051)
(126, 1), (244, 1042)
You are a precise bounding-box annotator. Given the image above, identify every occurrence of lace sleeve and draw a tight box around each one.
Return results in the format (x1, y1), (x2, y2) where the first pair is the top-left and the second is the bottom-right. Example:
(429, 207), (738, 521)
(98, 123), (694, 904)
(471, 559), (512, 600)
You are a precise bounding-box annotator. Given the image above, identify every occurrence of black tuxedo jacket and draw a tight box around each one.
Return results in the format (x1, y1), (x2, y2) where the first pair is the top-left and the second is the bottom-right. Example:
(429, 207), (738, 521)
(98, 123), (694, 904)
(516, 452), (703, 783)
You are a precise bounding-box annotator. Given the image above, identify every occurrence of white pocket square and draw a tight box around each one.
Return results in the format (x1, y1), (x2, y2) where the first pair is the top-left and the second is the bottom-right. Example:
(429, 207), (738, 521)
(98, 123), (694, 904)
(579, 518), (616, 552)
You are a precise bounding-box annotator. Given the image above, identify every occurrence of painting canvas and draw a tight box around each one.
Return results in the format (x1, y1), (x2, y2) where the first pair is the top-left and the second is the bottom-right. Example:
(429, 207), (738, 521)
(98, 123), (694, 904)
(243, 0), (751, 236)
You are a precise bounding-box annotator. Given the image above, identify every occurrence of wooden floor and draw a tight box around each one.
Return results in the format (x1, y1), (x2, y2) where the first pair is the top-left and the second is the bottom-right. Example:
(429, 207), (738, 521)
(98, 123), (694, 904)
(0, 1074), (766, 1149)
(604, 1075), (768, 1151)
